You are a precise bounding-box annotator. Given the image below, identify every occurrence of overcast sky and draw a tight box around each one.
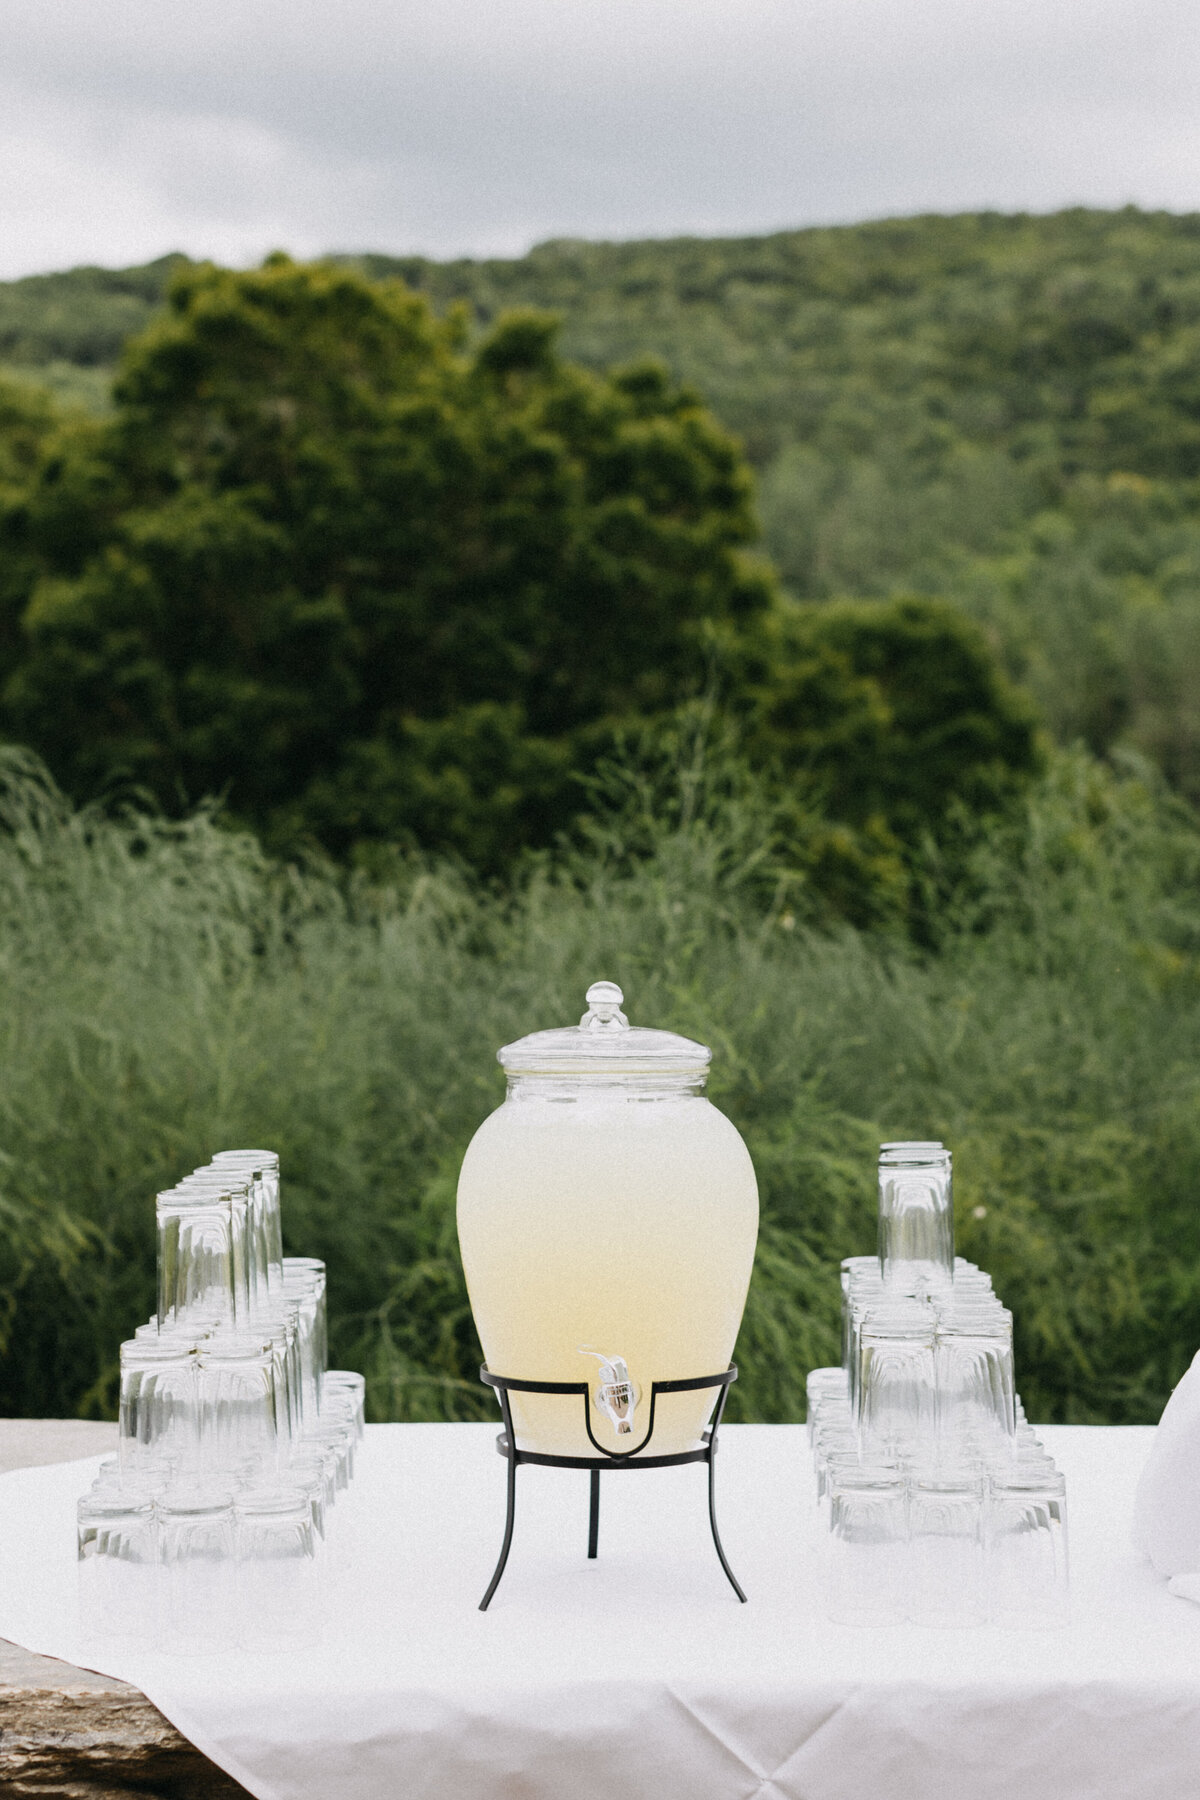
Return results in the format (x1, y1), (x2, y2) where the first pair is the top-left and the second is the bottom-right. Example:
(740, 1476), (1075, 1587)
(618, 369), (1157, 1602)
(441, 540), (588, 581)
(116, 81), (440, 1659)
(1, 0), (1198, 279)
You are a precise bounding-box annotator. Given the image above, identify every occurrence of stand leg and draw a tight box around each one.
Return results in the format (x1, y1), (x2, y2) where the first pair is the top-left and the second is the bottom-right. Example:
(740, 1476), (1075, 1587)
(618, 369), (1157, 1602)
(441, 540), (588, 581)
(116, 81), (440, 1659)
(480, 1405), (519, 1611)
(587, 1468), (600, 1559)
(706, 1390), (747, 1603)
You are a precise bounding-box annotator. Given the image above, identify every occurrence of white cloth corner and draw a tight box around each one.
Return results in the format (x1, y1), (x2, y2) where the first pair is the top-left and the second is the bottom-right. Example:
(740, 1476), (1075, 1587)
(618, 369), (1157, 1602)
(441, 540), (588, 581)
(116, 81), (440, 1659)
(1133, 1347), (1200, 1576)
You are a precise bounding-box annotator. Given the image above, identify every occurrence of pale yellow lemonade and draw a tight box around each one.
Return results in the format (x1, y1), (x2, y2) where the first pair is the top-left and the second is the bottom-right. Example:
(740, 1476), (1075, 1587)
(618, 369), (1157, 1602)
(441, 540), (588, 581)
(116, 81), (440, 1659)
(457, 1081), (759, 1458)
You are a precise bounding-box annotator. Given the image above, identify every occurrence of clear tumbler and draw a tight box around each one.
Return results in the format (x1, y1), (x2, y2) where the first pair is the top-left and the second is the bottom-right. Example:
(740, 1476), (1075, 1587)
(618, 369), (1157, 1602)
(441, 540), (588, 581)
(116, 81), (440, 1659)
(987, 1467), (1069, 1627)
(235, 1486), (320, 1650)
(824, 1465), (909, 1625)
(211, 1150), (282, 1306)
(157, 1485), (237, 1654)
(282, 1263), (326, 1426)
(806, 1366), (849, 1442)
(77, 1489), (158, 1639)
(283, 1258), (327, 1394)
(195, 1336), (278, 1475)
(178, 1172), (253, 1324)
(118, 1338), (198, 1474)
(908, 1463), (986, 1626)
(858, 1306), (937, 1453)
(322, 1371), (365, 1442)
(878, 1142), (953, 1285)
(935, 1308), (1015, 1448)
(157, 1185), (248, 1331)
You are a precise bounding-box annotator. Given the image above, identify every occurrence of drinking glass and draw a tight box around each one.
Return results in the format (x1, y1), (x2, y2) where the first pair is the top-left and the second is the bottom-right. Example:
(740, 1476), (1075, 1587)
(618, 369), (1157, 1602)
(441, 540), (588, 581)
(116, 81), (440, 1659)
(323, 1371), (365, 1442)
(285, 1449), (335, 1545)
(809, 1391), (852, 1454)
(158, 1182), (251, 1331)
(157, 1485), (237, 1653)
(235, 1486), (320, 1650)
(94, 1460), (171, 1501)
(179, 1173), (253, 1324)
(844, 1274), (887, 1409)
(283, 1257), (327, 1395)
(282, 1264), (325, 1425)
(196, 1337), (278, 1475)
(987, 1468), (1069, 1627)
(935, 1309), (1015, 1448)
(806, 1366), (849, 1442)
(878, 1143), (953, 1285)
(259, 1304), (301, 1445)
(824, 1465), (909, 1625)
(77, 1490), (158, 1639)
(118, 1338), (198, 1474)
(908, 1463), (986, 1626)
(814, 1423), (861, 1507)
(307, 1420), (354, 1492)
(840, 1255), (880, 1299)
(858, 1306), (937, 1453)
(213, 1150), (282, 1301)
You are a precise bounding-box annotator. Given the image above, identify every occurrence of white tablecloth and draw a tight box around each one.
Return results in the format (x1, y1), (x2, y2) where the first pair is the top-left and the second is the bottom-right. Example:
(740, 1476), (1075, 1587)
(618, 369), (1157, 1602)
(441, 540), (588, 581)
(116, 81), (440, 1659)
(1, 1422), (1194, 1800)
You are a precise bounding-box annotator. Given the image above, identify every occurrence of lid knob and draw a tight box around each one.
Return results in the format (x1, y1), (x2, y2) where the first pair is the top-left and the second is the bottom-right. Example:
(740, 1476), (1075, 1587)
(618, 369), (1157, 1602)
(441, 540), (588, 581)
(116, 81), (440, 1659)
(580, 980), (629, 1033)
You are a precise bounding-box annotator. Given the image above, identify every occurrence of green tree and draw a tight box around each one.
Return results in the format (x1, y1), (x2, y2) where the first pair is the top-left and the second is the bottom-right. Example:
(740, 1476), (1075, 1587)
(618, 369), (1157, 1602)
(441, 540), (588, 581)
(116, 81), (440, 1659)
(0, 376), (59, 668)
(3, 256), (772, 864)
(750, 597), (1042, 837)
(737, 596), (1044, 925)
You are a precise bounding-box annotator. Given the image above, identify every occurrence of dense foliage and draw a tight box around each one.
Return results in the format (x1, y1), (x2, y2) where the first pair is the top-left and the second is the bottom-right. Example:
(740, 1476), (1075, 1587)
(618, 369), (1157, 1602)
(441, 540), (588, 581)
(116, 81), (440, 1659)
(0, 255), (1037, 903)
(0, 747), (1195, 1428)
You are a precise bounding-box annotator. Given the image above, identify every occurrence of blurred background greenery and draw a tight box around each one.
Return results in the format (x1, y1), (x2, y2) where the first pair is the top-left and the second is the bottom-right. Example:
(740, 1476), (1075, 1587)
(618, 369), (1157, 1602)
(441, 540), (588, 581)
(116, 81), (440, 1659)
(2, 206), (1199, 1423)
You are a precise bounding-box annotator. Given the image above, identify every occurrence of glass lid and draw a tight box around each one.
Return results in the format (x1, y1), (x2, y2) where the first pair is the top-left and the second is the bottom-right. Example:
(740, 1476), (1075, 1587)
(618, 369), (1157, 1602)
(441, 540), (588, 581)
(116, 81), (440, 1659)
(497, 981), (711, 1077)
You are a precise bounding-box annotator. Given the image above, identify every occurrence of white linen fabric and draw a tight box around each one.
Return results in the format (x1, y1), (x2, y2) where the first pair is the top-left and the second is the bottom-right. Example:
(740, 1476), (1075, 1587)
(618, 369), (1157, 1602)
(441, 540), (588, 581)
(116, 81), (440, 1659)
(0, 1423), (1191, 1800)
(1133, 1346), (1200, 1575)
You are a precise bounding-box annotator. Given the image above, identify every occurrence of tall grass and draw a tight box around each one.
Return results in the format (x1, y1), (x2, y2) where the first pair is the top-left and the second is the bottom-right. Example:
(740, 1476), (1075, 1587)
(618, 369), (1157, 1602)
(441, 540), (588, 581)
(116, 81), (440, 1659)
(1, 745), (1198, 1425)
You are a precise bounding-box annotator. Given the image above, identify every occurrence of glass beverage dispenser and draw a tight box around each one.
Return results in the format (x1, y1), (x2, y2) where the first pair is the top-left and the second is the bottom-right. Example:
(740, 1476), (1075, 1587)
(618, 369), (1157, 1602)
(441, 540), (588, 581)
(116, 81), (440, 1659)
(457, 982), (759, 1458)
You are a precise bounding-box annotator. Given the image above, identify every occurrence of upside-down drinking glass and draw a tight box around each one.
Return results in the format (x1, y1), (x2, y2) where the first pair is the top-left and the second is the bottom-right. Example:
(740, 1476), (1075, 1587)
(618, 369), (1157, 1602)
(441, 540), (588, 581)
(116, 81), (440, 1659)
(987, 1466), (1069, 1627)
(935, 1309), (1015, 1449)
(857, 1306), (937, 1454)
(907, 1462), (986, 1627)
(77, 1488), (158, 1639)
(195, 1337), (278, 1475)
(878, 1143), (953, 1286)
(118, 1338), (198, 1475)
(824, 1464), (909, 1626)
(235, 1486), (320, 1650)
(157, 1485), (237, 1654)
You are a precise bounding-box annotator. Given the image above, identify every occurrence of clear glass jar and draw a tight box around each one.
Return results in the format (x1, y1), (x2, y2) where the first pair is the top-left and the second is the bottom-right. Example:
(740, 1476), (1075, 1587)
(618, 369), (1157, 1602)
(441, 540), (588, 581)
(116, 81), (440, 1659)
(456, 981), (759, 1457)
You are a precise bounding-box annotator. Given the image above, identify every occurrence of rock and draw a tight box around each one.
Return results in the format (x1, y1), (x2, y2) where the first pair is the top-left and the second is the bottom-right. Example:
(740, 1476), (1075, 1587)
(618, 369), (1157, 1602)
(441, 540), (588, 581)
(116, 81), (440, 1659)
(0, 1680), (252, 1796)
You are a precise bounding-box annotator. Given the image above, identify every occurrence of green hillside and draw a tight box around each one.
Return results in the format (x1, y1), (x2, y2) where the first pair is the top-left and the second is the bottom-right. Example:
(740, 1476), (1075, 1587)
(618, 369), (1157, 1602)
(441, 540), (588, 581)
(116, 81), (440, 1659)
(6, 210), (1200, 794)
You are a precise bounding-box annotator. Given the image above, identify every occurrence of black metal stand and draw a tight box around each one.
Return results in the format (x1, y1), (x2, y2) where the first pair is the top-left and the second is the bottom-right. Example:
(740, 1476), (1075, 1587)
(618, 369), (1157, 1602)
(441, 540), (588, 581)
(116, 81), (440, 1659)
(477, 1363), (746, 1611)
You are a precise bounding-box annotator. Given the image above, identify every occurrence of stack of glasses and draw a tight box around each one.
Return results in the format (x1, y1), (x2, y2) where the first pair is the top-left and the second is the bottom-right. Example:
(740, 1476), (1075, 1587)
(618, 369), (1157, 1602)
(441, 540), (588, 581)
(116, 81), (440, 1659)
(807, 1141), (1069, 1628)
(77, 1149), (366, 1651)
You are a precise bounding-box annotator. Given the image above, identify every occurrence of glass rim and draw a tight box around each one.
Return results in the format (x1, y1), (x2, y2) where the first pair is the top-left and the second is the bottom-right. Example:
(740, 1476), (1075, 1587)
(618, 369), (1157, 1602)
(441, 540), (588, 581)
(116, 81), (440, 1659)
(909, 1464), (986, 1489)
(158, 1487), (235, 1515)
(120, 1337), (196, 1362)
(989, 1470), (1066, 1494)
(829, 1465), (906, 1490)
(77, 1490), (155, 1516)
(234, 1484), (312, 1515)
(196, 1336), (273, 1361)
